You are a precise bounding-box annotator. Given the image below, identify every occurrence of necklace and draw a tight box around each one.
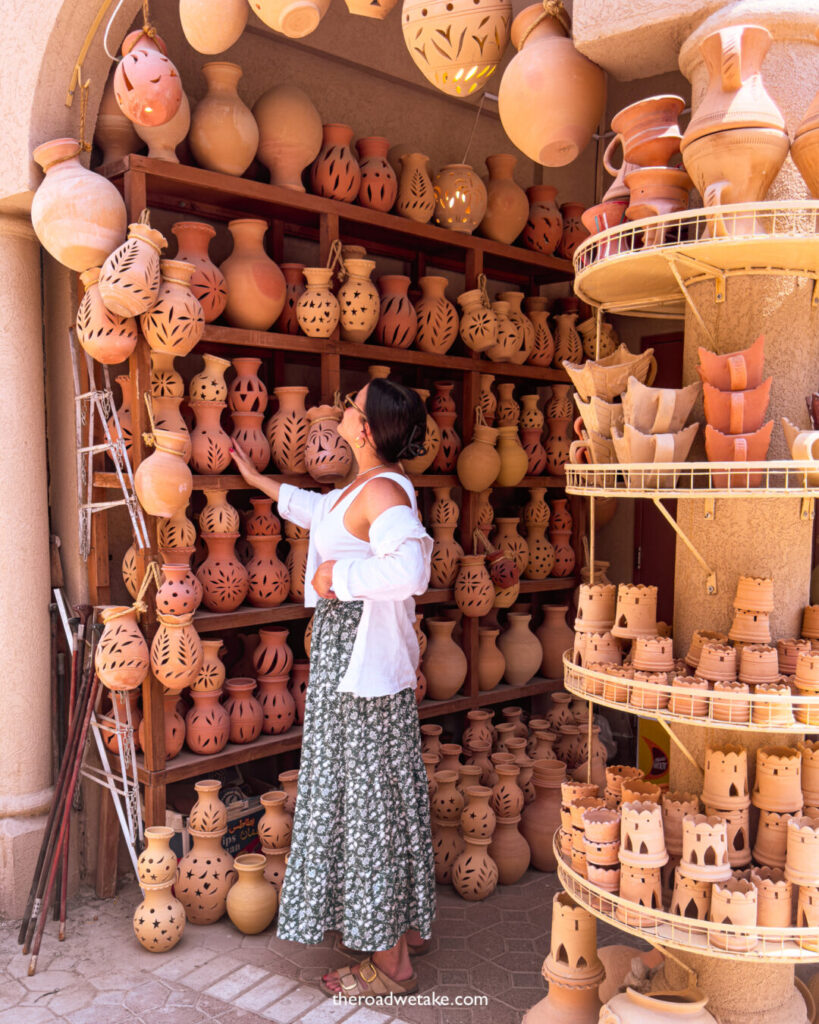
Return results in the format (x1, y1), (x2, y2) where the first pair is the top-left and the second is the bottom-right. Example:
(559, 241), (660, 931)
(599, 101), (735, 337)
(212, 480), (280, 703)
(354, 464), (389, 481)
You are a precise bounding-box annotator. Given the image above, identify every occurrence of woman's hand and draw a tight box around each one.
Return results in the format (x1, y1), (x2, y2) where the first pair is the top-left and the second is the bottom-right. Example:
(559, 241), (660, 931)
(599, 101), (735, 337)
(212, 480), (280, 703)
(312, 560), (337, 600)
(230, 440), (262, 487)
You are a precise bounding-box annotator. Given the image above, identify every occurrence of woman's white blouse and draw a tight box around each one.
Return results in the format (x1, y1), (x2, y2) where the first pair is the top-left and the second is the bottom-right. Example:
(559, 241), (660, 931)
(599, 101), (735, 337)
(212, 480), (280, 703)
(277, 477), (433, 698)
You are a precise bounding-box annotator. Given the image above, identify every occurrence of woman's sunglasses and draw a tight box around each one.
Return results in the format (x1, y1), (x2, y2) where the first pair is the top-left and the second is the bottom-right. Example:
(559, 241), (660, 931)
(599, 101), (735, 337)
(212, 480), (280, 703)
(343, 391), (367, 419)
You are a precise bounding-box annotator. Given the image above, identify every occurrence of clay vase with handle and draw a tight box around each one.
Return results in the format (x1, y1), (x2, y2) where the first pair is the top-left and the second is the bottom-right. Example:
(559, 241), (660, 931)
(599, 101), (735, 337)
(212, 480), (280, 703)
(171, 221), (227, 323)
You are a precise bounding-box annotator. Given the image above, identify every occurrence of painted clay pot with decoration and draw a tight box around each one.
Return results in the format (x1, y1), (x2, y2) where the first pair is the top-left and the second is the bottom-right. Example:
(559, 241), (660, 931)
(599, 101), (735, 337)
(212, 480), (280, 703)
(245, 536), (290, 608)
(150, 612), (204, 691)
(96, 606), (149, 692)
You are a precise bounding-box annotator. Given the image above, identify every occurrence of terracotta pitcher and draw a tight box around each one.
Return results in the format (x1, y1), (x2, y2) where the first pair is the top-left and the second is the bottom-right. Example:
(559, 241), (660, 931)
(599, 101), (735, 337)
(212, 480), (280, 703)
(356, 136), (398, 212)
(395, 152), (435, 223)
(151, 612), (203, 691)
(220, 219), (285, 330)
(95, 606), (149, 692)
(310, 123), (361, 202)
(607, 95), (685, 168)
(479, 154), (528, 244)
(433, 164), (487, 234)
(189, 62), (259, 176)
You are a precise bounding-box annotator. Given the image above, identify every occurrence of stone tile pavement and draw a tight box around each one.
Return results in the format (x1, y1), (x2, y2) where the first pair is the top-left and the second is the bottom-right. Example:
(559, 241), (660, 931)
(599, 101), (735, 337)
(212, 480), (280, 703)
(0, 870), (630, 1024)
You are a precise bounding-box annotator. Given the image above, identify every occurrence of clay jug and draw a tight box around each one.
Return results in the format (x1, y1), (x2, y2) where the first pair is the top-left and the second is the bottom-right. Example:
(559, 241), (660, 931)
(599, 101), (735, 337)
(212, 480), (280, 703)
(454, 555), (495, 618)
(431, 411), (462, 472)
(135, 430), (192, 518)
(498, 612), (541, 686)
(246, 535), (290, 607)
(479, 154), (528, 244)
(430, 524), (464, 588)
(487, 301), (521, 362)
(253, 84), (323, 191)
(395, 152), (435, 223)
(525, 297), (555, 366)
(189, 401), (231, 474)
(424, 618), (467, 700)
(430, 486), (459, 526)
(415, 276), (458, 354)
(99, 214), (166, 317)
(479, 374), (497, 425)
(133, 880), (185, 953)
(522, 185), (563, 254)
(454, 424), (500, 493)
(296, 268), (340, 338)
(310, 124), (361, 202)
(452, 836), (499, 901)
(266, 385), (309, 473)
(137, 824), (178, 886)
(184, 688), (230, 754)
(134, 91), (191, 162)
(113, 29), (182, 126)
(495, 426), (528, 487)
(459, 292), (497, 354)
(196, 533), (249, 611)
(31, 138), (127, 273)
(525, 523), (556, 580)
(157, 563), (201, 616)
(226, 853), (277, 934)
(520, 758), (565, 870)
(94, 77), (141, 165)
(223, 677), (263, 744)
(220, 219), (286, 330)
(557, 202), (589, 260)
(553, 311), (583, 368)
(258, 673), (297, 734)
(276, 263), (305, 335)
(545, 417), (572, 477)
(403, 388), (440, 474)
(498, 292), (536, 365)
(493, 517), (528, 575)
(227, 356), (268, 413)
(357, 136), (398, 212)
(489, 814), (531, 884)
(101, 689), (142, 754)
(230, 411), (270, 472)
(305, 405), (353, 483)
(537, 604), (574, 678)
(96, 606), (149, 692)
(171, 221), (227, 323)
(76, 268), (137, 365)
(151, 612), (203, 691)
(151, 352), (184, 399)
(286, 537), (309, 602)
(188, 779), (228, 833)
(375, 275), (417, 349)
(499, 6), (605, 166)
(192, 639), (226, 692)
(189, 62), (258, 176)
(258, 791), (293, 848)
(179, 0), (247, 53)
(433, 163), (487, 234)
(190, 354), (231, 403)
(338, 258), (379, 342)
(254, 629), (293, 677)
(176, 828), (235, 924)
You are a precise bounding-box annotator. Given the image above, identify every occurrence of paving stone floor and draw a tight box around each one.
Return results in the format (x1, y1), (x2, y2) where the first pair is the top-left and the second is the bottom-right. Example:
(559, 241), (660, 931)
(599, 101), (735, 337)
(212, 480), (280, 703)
(0, 869), (633, 1024)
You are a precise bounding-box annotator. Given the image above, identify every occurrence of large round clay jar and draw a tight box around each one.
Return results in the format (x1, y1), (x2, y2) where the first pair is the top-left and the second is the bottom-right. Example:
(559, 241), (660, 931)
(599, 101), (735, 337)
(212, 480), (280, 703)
(424, 618), (468, 700)
(257, 673), (297, 734)
(171, 221), (228, 323)
(226, 853), (278, 934)
(189, 62), (259, 176)
(185, 688), (230, 754)
(479, 154), (528, 244)
(31, 138), (127, 272)
(376, 275), (417, 349)
(157, 563), (201, 615)
(96, 606), (149, 692)
(253, 84), (323, 191)
(357, 136), (398, 212)
(495, 426), (528, 487)
(135, 431), (193, 519)
(179, 0), (248, 53)
(310, 124), (361, 203)
(522, 185), (563, 254)
(133, 882), (185, 953)
(223, 677), (264, 744)
(176, 829), (235, 924)
(76, 267), (137, 364)
(220, 219), (286, 330)
(457, 424), (501, 492)
(498, 612), (541, 686)
(140, 259), (205, 357)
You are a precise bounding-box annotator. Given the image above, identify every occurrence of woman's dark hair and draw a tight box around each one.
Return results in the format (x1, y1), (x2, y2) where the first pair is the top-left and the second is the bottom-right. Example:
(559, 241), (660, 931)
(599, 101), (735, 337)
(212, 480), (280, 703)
(364, 378), (428, 464)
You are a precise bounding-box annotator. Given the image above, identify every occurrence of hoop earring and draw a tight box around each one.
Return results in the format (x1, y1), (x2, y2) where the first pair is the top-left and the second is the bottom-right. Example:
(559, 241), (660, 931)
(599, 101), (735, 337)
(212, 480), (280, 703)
(354, 437), (366, 449)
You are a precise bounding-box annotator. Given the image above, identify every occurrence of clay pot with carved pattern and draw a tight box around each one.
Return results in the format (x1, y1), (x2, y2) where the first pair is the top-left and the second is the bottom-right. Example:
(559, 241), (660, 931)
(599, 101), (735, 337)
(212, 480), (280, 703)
(190, 401), (232, 474)
(305, 405), (353, 483)
(415, 276), (458, 354)
(310, 123), (361, 202)
(223, 677), (263, 744)
(266, 386), (309, 474)
(376, 275), (417, 349)
(171, 221), (227, 323)
(276, 263), (305, 335)
(196, 533), (249, 611)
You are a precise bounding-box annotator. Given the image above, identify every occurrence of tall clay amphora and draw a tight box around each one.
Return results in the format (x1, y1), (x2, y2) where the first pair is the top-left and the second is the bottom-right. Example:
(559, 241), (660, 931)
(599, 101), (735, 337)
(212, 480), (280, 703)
(521, 185), (563, 255)
(537, 604), (574, 679)
(479, 154), (529, 244)
(96, 606), (149, 692)
(424, 618), (467, 700)
(171, 221), (228, 323)
(220, 219), (285, 330)
(357, 136), (398, 212)
(310, 124), (361, 203)
(189, 61), (259, 176)
(520, 758), (565, 870)
(395, 152), (435, 223)
(266, 386), (310, 474)
(498, 612), (541, 686)
(253, 84), (323, 191)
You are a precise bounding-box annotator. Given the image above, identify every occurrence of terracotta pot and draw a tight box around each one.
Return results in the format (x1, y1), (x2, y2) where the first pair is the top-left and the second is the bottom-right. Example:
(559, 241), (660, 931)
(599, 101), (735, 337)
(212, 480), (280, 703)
(135, 430), (192, 519)
(189, 354), (230, 404)
(150, 612), (203, 692)
(430, 486), (459, 527)
(246, 498), (281, 538)
(430, 524), (463, 588)
(133, 880), (185, 953)
(191, 639), (226, 693)
(433, 163), (487, 234)
(289, 661), (309, 724)
(150, 352), (184, 399)
(196, 532), (249, 611)
(431, 820), (464, 884)
(414, 276), (458, 354)
(225, 853), (277, 934)
(150, 395), (190, 462)
(245, 535), (289, 608)
(432, 770), (464, 822)
(479, 154), (528, 244)
(99, 215), (166, 317)
(230, 410), (270, 472)
(454, 555), (495, 618)
(460, 784), (496, 840)
(294, 268), (338, 338)
(457, 424), (501, 493)
(430, 411), (461, 473)
(134, 91), (191, 162)
(601, 987), (717, 1024)
(697, 334), (765, 392)
(495, 426), (528, 487)
(431, 381), (456, 415)
(222, 677), (263, 744)
(544, 417), (573, 478)
(524, 524), (555, 580)
(275, 262), (307, 336)
(498, 293), (535, 365)
(521, 185), (563, 255)
(478, 374), (497, 425)
(310, 124), (361, 202)
(490, 763), (525, 819)
(136, 825), (178, 888)
(286, 537), (309, 602)
(492, 518), (528, 575)
(101, 689), (142, 754)
(486, 301), (521, 362)
(183, 687), (229, 754)
(337, 258), (379, 342)
(424, 619), (467, 700)
(537, 604), (574, 678)
(188, 401), (230, 474)
(158, 509), (197, 550)
(76, 268), (137, 364)
(553, 311), (583, 368)
(220, 219), (286, 330)
(258, 790), (292, 848)
(95, 607), (149, 692)
(266, 386), (309, 474)
(113, 30), (183, 128)
(556, 203), (590, 263)
(94, 77), (141, 165)
(623, 376), (701, 436)
(610, 94), (685, 168)
(355, 136), (398, 212)
(157, 562), (201, 616)
(188, 779), (228, 833)
(452, 836), (499, 901)
(498, 612), (541, 686)
(458, 293), (496, 354)
(189, 62), (258, 176)
(624, 167), (692, 245)
(375, 275), (417, 349)
(224, 357), (267, 415)
(180, 0), (248, 53)
(253, 628), (293, 678)
(525, 297), (555, 367)
(172, 221), (228, 323)
(704, 421), (773, 488)
(520, 759), (564, 871)
(256, 673), (296, 734)
(304, 405), (352, 483)
(476, 488), (494, 532)
(395, 152), (435, 223)
(521, 428), (547, 476)
(488, 815), (530, 885)
(549, 529), (575, 578)
(524, 487), (550, 527)
(252, 84), (322, 191)
(176, 828), (235, 924)
(136, 690), (184, 759)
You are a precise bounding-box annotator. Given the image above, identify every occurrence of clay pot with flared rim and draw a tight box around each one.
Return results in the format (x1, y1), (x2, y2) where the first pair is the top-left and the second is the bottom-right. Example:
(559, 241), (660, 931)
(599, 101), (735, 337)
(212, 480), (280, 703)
(293, 267), (338, 338)
(452, 836), (499, 901)
(266, 386), (309, 474)
(245, 535), (289, 608)
(537, 604), (574, 679)
(459, 292), (497, 354)
(184, 687), (229, 754)
(157, 563), (201, 616)
(438, 743), (463, 774)
(189, 401), (231, 475)
(479, 154), (528, 245)
(289, 661), (309, 724)
(188, 779), (227, 833)
(151, 352), (183, 399)
(176, 828), (235, 925)
(456, 424), (501, 493)
(498, 612), (541, 687)
(150, 612), (203, 692)
(310, 124), (361, 202)
(96, 607), (149, 692)
(488, 815), (530, 885)
(136, 826), (178, 889)
(228, 357), (268, 414)
(256, 673), (296, 734)
(462, 709), (493, 752)
(305, 405), (352, 483)
(337, 258), (379, 342)
(395, 152), (435, 223)
(490, 764), (525, 819)
(424, 618), (467, 700)
(521, 185), (562, 254)
(230, 411), (270, 472)
(620, 779), (661, 808)
(499, 6), (604, 168)
(375, 275), (417, 349)
(245, 498), (280, 538)
(431, 770), (464, 823)
(432, 164), (487, 234)
(356, 136), (398, 212)
(135, 430), (192, 520)
(192, 639), (226, 692)
(285, 538), (309, 602)
(196, 532), (249, 612)
(190, 354), (231, 404)
(223, 677), (263, 744)
(220, 219), (285, 331)
(259, 790), (293, 849)
(486, 301), (521, 362)
(494, 427), (528, 487)
(415, 277), (458, 355)
(189, 62), (258, 176)
(171, 222), (227, 323)
(524, 299), (555, 367)
(697, 334), (765, 392)
(226, 853), (277, 935)
(76, 267), (137, 365)
(610, 94), (685, 169)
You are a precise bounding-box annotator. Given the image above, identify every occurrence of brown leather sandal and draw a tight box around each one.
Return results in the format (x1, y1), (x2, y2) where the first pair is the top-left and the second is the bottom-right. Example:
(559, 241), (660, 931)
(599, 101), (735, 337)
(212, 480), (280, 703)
(320, 956), (419, 998)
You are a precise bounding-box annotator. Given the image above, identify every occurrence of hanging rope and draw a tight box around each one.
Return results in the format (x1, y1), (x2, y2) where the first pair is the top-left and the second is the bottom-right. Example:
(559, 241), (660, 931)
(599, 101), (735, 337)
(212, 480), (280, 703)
(78, 74), (93, 153)
(518, 0), (570, 50)
(477, 273), (490, 308)
(326, 238), (344, 279)
(141, 0), (157, 38)
(103, 560), (162, 620)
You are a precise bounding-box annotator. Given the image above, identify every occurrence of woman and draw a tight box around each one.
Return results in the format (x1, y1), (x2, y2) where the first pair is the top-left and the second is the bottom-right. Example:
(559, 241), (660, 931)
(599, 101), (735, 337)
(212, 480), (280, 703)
(230, 378), (436, 998)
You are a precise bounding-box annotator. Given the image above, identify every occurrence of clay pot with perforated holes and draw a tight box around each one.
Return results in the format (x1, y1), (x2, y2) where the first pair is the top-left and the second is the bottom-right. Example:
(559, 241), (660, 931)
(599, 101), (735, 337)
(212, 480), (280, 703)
(266, 386), (309, 474)
(305, 405), (353, 483)
(310, 123), (361, 202)
(356, 136), (398, 212)
(228, 357), (268, 414)
(157, 563), (201, 616)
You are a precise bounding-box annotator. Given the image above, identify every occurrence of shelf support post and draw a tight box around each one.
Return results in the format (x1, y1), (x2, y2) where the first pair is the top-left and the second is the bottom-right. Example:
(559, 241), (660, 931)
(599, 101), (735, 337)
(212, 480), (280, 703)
(655, 717), (704, 776)
(651, 497), (717, 595)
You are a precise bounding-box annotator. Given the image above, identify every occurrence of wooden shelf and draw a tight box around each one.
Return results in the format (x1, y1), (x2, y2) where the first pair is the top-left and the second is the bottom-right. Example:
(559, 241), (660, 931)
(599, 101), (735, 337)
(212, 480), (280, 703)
(418, 677), (563, 719)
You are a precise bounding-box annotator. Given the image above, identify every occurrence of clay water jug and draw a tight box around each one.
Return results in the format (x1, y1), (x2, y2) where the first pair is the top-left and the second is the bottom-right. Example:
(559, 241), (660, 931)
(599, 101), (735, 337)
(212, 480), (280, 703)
(76, 268), (137, 365)
(190, 354), (231, 403)
(189, 401), (231, 474)
(258, 791), (293, 848)
(141, 257), (205, 358)
(457, 423), (501, 492)
(487, 301), (521, 362)
(498, 292), (535, 365)
(157, 562), (201, 615)
(246, 535), (290, 607)
(459, 293), (497, 354)
(228, 356), (268, 413)
(94, 77), (141, 165)
(220, 219), (285, 330)
(223, 677), (263, 743)
(226, 853), (278, 934)
(495, 426), (528, 487)
(478, 628), (506, 691)
(133, 880), (185, 953)
(179, 0), (248, 53)
(537, 604), (574, 678)
(176, 828), (235, 924)
(96, 606), (149, 692)
(134, 91), (191, 162)
(184, 687), (229, 754)
(277, 263), (305, 335)
(296, 268), (339, 338)
(479, 154), (528, 244)
(286, 536), (309, 602)
(310, 124), (361, 202)
(246, 498), (280, 537)
(489, 815), (531, 884)
(430, 524), (464, 588)
(357, 136), (398, 212)
(171, 221), (227, 323)
(99, 214), (167, 317)
(338, 258), (379, 342)
(151, 352), (184, 398)
(305, 405), (353, 482)
(403, 388), (440, 474)
(431, 411), (461, 472)
(525, 297), (555, 366)
(376, 275), (417, 349)
(257, 674), (296, 733)
(231, 411), (270, 472)
(520, 758), (565, 870)
(189, 62), (259, 176)
(113, 29), (182, 127)
(266, 386), (309, 473)
(498, 612), (541, 686)
(424, 619), (467, 700)
(135, 430), (192, 518)
(522, 185), (563, 254)
(192, 639), (226, 692)
(196, 533), (249, 611)
(31, 138), (127, 272)
(415, 276), (458, 354)
(395, 152), (435, 223)
(253, 84), (322, 191)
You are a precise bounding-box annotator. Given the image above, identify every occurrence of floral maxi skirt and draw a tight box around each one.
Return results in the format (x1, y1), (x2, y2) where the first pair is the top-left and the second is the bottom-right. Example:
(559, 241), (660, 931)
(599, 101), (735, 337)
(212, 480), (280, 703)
(276, 598), (437, 950)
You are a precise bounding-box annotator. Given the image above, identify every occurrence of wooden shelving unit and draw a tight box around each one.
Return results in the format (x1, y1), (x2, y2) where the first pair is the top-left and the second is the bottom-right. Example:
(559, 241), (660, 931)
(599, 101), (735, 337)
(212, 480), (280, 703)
(89, 155), (579, 889)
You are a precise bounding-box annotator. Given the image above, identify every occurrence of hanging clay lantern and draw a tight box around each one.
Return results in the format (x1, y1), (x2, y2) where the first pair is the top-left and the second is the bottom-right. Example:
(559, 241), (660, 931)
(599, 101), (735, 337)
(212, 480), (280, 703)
(95, 606), (149, 691)
(99, 212), (167, 317)
(266, 386), (310, 474)
(401, 0), (513, 98)
(305, 405), (353, 483)
(522, 185), (563, 254)
(113, 30), (183, 128)
(76, 268), (137, 365)
(395, 152), (435, 223)
(357, 136), (399, 212)
(133, 879), (185, 953)
(258, 673), (297, 733)
(190, 62), (259, 177)
(134, 92), (191, 162)
(151, 352), (184, 398)
(172, 222), (228, 323)
(219, 219), (286, 330)
(433, 164), (487, 234)
(276, 263), (305, 335)
(135, 430), (192, 518)
(157, 562), (201, 615)
(250, 0), (331, 37)
(141, 259), (205, 356)
(310, 124), (361, 202)
(179, 0), (248, 54)
(376, 275), (418, 349)
(196, 532), (249, 611)
(253, 84), (323, 191)
(150, 612), (204, 691)
(498, 4), (606, 167)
